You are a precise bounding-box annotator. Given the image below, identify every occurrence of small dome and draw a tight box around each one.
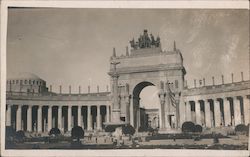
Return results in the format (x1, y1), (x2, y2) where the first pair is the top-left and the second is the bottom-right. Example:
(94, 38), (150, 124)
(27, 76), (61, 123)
(8, 72), (43, 80)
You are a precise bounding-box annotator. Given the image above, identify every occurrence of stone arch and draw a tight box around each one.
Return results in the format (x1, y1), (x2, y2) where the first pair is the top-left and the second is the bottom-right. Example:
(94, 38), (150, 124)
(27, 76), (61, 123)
(131, 81), (159, 129)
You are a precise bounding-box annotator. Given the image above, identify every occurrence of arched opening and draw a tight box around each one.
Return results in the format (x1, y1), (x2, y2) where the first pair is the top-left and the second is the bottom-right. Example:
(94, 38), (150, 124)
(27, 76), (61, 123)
(140, 86), (160, 109)
(132, 81), (159, 130)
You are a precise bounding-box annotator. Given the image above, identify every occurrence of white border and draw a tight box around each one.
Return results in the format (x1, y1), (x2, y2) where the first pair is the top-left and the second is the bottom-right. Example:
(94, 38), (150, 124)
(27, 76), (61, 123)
(1, 1), (250, 157)
(1, 0), (250, 9)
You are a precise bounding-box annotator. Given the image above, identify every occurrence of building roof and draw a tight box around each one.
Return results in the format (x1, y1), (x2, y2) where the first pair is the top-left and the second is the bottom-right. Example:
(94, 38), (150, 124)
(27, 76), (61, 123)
(7, 72), (43, 80)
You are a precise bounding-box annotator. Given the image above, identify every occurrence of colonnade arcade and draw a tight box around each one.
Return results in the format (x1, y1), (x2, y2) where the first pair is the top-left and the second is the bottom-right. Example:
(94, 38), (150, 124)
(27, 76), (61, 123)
(184, 95), (250, 127)
(6, 104), (111, 132)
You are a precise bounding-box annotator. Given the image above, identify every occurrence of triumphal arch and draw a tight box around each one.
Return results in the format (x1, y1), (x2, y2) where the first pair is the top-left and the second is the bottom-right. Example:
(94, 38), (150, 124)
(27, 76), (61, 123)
(108, 30), (186, 130)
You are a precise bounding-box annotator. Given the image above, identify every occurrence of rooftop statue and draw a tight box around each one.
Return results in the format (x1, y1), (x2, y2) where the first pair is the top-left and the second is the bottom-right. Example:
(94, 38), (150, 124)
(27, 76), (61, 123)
(130, 29), (161, 50)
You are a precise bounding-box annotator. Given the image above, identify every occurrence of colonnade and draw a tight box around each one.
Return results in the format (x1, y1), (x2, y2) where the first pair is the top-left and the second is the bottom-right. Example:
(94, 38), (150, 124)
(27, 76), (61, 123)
(6, 104), (111, 133)
(184, 95), (249, 127)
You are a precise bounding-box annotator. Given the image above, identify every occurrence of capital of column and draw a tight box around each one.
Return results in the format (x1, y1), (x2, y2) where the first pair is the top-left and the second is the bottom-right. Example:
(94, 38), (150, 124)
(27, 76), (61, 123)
(231, 96), (238, 100)
(193, 99), (200, 103)
(111, 73), (119, 79)
(16, 104), (23, 109)
(37, 105), (44, 108)
(223, 97), (229, 101)
(27, 104), (33, 108)
(7, 104), (13, 108)
(16, 104), (24, 107)
(205, 99), (210, 103)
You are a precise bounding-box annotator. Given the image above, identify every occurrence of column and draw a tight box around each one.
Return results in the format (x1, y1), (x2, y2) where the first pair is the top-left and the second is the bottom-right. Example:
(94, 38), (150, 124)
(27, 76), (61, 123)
(233, 97), (242, 126)
(52, 117), (55, 128)
(125, 96), (130, 123)
(110, 60), (121, 123)
(27, 105), (32, 131)
(77, 106), (81, 126)
(204, 100), (211, 128)
(58, 106), (62, 131)
(106, 105), (110, 122)
(44, 118), (46, 132)
(175, 94), (180, 128)
(165, 91), (171, 129)
(47, 106), (52, 131)
(97, 105), (101, 130)
(37, 105), (42, 132)
(137, 108), (141, 128)
(159, 92), (165, 129)
(195, 100), (201, 125)
(158, 102), (162, 129)
(214, 99), (221, 127)
(130, 99), (134, 127)
(223, 98), (231, 126)
(185, 102), (191, 121)
(68, 106), (72, 131)
(16, 105), (22, 131)
(243, 96), (249, 125)
(87, 106), (92, 131)
(6, 105), (11, 126)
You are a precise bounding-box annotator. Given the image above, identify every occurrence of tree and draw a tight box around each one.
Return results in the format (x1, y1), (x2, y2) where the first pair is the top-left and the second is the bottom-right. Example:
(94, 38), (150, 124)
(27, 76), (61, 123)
(235, 124), (248, 134)
(182, 121), (195, 133)
(5, 126), (16, 140)
(6, 126), (16, 147)
(49, 128), (61, 136)
(122, 124), (135, 135)
(15, 130), (26, 143)
(105, 125), (118, 132)
(71, 126), (85, 142)
(194, 124), (203, 133)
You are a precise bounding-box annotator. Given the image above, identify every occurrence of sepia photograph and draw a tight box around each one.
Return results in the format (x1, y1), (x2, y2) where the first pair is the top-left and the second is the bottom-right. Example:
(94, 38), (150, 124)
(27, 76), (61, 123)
(1, 1), (250, 157)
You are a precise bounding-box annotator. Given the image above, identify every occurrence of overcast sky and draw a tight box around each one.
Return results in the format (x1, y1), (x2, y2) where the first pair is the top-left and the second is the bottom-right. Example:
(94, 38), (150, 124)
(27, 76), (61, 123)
(6, 8), (249, 108)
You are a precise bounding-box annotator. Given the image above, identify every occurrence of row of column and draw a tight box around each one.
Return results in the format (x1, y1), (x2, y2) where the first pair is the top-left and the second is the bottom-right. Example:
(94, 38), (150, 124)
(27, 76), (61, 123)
(6, 104), (111, 132)
(185, 95), (249, 127)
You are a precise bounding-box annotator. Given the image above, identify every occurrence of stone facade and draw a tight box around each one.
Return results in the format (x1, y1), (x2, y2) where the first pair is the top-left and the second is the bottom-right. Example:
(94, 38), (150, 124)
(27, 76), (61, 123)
(6, 73), (111, 133)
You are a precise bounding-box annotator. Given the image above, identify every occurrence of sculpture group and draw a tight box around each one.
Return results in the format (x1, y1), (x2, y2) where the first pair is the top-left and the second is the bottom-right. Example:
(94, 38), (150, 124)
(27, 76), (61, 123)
(130, 29), (161, 49)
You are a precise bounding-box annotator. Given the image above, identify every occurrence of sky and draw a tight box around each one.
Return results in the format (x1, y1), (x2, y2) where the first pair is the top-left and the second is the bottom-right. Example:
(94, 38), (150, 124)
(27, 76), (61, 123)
(6, 8), (249, 108)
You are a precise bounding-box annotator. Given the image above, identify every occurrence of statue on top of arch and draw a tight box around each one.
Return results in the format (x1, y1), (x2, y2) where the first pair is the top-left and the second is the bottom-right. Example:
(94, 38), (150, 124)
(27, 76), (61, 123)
(130, 29), (161, 50)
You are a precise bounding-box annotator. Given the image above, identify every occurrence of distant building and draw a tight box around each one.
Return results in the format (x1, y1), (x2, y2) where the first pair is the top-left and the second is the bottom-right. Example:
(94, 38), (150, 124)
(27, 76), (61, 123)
(145, 108), (159, 129)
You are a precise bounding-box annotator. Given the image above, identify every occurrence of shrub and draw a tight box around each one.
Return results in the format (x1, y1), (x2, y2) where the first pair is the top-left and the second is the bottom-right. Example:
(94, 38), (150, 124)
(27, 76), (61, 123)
(147, 127), (154, 132)
(49, 128), (61, 136)
(5, 126), (16, 140)
(194, 124), (202, 133)
(15, 130), (26, 143)
(71, 126), (84, 142)
(235, 124), (248, 133)
(182, 121), (195, 133)
(104, 124), (135, 135)
(105, 125), (119, 132)
(122, 124), (135, 135)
